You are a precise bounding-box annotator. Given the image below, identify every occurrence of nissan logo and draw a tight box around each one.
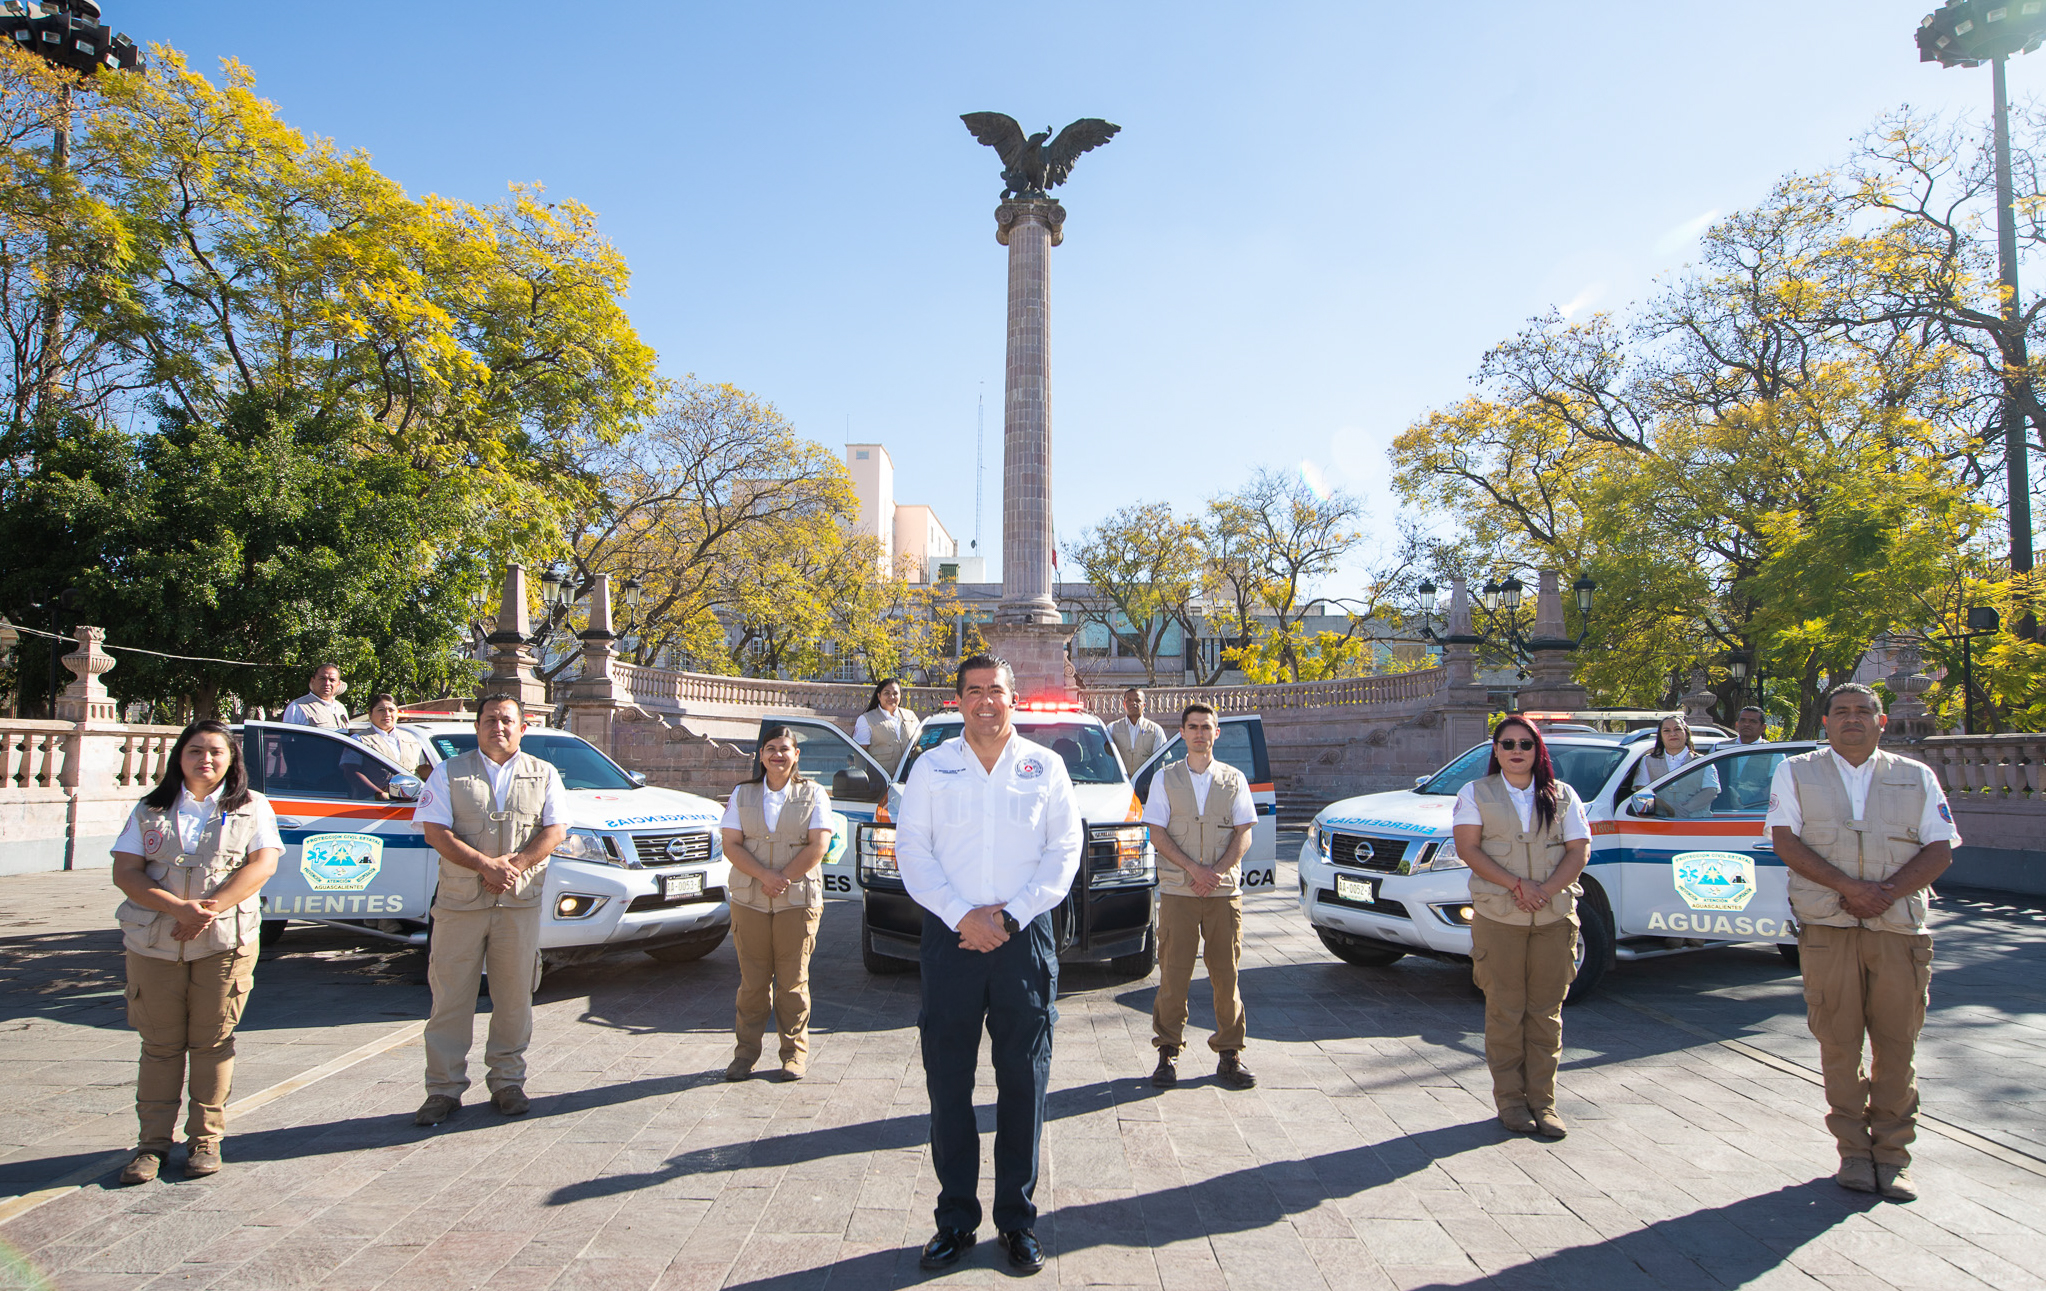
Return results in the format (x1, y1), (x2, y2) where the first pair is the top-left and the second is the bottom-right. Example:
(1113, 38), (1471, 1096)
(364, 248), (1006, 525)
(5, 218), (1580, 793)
(664, 836), (693, 862)
(1352, 838), (1374, 861)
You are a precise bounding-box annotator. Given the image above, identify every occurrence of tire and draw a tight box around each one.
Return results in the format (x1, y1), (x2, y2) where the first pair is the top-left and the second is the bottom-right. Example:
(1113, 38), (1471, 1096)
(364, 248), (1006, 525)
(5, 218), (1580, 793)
(862, 923), (917, 975)
(645, 925), (730, 964)
(1109, 927), (1156, 978)
(1316, 926), (1407, 967)
(258, 919), (286, 950)
(1777, 943), (1802, 969)
(1565, 896), (1615, 1004)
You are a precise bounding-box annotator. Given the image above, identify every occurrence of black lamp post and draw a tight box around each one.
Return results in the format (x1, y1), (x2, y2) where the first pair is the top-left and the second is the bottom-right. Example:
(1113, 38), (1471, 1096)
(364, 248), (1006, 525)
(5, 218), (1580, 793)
(1918, 1), (2046, 601)
(1416, 572), (1596, 667)
(1938, 604), (2004, 733)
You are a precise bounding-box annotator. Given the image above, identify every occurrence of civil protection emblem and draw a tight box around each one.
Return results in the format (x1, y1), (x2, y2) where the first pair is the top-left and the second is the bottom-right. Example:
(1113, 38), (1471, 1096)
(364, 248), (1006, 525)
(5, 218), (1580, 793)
(1672, 850), (1756, 912)
(300, 832), (384, 892)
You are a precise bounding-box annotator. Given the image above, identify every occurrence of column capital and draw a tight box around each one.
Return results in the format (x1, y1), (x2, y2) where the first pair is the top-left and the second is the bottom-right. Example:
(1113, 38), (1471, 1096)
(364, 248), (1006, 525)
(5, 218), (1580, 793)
(996, 198), (1066, 247)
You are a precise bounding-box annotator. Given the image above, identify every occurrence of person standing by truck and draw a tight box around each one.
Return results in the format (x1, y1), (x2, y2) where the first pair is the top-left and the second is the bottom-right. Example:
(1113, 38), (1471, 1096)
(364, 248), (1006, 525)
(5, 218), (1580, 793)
(1146, 702), (1258, 1091)
(1106, 687), (1165, 774)
(281, 663), (348, 729)
(1452, 716), (1591, 1140)
(1767, 682), (1955, 1202)
(110, 720), (283, 1183)
(720, 725), (834, 1082)
(411, 695), (569, 1127)
(853, 678), (921, 778)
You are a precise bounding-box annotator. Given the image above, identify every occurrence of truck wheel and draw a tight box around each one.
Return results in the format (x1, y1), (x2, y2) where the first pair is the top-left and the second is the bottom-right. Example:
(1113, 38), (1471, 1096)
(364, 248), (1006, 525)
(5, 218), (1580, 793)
(258, 919), (286, 950)
(862, 923), (917, 975)
(1316, 927), (1406, 967)
(1777, 943), (1802, 969)
(645, 925), (730, 964)
(1109, 927), (1156, 978)
(1565, 899), (1615, 1004)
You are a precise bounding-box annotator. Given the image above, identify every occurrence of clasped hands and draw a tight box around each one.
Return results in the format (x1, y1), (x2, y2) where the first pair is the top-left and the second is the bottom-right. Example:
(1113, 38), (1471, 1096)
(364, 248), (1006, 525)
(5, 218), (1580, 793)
(1186, 864), (1223, 897)
(170, 897), (217, 941)
(475, 853), (525, 894)
(957, 904), (1011, 953)
(1510, 878), (1552, 914)
(1839, 877), (1900, 920)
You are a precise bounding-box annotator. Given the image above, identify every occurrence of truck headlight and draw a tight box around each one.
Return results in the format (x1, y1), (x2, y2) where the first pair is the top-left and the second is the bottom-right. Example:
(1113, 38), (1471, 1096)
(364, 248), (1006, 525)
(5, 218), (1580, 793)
(1309, 821), (1331, 858)
(552, 828), (618, 864)
(1089, 824), (1152, 888)
(1421, 838), (1466, 871)
(555, 893), (608, 919)
(858, 824), (898, 881)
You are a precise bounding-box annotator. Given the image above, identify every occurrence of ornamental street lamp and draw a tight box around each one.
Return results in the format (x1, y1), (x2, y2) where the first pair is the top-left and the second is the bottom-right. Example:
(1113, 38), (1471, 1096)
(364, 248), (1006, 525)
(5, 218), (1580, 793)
(1417, 571), (1595, 667)
(1938, 604), (2004, 733)
(1918, 1), (2046, 603)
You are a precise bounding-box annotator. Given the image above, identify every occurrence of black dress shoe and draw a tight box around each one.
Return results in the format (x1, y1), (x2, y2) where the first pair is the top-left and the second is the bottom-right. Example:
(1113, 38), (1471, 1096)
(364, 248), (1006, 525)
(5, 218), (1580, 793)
(918, 1228), (976, 1270)
(999, 1228), (1045, 1274)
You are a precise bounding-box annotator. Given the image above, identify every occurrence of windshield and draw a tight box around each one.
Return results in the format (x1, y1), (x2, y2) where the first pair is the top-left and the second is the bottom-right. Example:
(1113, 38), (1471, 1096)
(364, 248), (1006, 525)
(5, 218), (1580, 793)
(426, 732), (640, 791)
(1417, 741), (1629, 804)
(899, 722), (1128, 785)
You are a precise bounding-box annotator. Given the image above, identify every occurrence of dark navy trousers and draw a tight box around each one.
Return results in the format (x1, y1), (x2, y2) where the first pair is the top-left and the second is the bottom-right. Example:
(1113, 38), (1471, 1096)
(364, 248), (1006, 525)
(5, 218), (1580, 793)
(918, 910), (1058, 1234)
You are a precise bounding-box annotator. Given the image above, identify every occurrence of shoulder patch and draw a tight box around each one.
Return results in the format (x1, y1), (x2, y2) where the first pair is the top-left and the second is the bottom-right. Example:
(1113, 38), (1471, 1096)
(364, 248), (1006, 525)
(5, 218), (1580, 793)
(1938, 802), (1952, 823)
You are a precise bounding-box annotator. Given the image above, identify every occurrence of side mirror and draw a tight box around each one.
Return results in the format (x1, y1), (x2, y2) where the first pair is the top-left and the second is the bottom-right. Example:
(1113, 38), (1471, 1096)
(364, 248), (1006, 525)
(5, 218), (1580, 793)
(628, 771), (648, 787)
(832, 765), (884, 803)
(1627, 791), (1657, 818)
(1414, 775), (1431, 789)
(387, 774), (423, 803)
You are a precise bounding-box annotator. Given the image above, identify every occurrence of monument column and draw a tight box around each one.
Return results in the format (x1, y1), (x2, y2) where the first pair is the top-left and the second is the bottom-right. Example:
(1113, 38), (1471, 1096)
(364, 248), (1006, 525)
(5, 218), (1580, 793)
(482, 563), (551, 713)
(980, 198), (1076, 698)
(1514, 570), (1589, 713)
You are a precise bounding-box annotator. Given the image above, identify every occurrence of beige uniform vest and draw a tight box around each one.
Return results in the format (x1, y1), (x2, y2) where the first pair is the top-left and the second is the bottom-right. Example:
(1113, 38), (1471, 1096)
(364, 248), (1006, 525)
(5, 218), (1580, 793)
(1466, 775), (1579, 926)
(435, 749), (551, 911)
(862, 709), (920, 778)
(1784, 748), (1931, 934)
(727, 778), (828, 913)
(1111, 718), (1164, 773)
(357, 728), (422, 771)
(1636, 749), (1691, 786)
(1155, 759), (1247, 898)
(116, 795), (270, 960)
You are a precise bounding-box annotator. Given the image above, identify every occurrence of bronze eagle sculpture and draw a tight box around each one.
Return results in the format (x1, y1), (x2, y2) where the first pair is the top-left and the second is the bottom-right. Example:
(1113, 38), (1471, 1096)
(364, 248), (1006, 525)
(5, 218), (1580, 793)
(961, 113), (1120, 200)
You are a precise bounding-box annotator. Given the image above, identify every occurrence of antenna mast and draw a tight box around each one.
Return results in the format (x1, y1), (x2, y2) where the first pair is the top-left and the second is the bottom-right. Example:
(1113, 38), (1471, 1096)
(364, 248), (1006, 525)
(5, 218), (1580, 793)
(973, 390), (984, 554)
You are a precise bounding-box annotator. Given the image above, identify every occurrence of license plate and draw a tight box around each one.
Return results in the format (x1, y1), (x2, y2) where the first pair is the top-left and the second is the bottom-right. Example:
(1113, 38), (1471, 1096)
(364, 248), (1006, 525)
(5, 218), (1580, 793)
(661, 872), (703, 900)
(1335, 874), (1374, 904)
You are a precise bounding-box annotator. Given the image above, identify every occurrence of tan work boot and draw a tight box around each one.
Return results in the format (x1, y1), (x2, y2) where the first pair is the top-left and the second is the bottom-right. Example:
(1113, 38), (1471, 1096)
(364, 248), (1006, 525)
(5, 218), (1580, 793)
(183, 1143), (222, 1177)
(1876, 1163), (1918, 1201)
(1151, 1046), (1179, 1088)
(725, 1055), (755, 1082)
(413, 1094), (459, 1127)
(1532, 1110), (1567, 1140)
(117, 1151), (163, 1186)
(776, 1057), (806, 1083)
(1835, 1155), (1878, 1193)
(1498, 1106), (1537, 1135)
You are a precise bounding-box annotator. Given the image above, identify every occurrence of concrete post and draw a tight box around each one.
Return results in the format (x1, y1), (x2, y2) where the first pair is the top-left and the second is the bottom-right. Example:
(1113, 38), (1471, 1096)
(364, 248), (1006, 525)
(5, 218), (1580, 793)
(56, 625), (122, 869)
(1679, 669), (1719, 725)
(1515, 571), (1589, 713)
(1438, 578), (1494, 751)
(982, 197), (1075, 697)
(565, 574), (625, 752)
(482, 564), (550, 713)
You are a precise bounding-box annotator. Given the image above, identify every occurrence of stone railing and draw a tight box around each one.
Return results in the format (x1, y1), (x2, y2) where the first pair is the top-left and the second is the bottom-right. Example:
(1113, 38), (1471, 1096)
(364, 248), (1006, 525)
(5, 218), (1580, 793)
(611, 662), (952, 717)
(2, 720), (69, 790)
(1911, 734), (2040, 802)
(1, 717), (186, 875)
(1080, 667), (1447, 716)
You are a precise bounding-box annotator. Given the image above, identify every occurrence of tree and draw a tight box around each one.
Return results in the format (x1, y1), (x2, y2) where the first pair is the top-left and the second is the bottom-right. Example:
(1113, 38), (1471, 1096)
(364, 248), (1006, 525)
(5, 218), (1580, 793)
(1063, 502), (1205, 684)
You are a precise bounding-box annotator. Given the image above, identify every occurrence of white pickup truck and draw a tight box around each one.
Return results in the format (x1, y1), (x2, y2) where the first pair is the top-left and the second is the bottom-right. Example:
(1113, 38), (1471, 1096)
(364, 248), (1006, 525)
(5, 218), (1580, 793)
(240, 718), (734, 970)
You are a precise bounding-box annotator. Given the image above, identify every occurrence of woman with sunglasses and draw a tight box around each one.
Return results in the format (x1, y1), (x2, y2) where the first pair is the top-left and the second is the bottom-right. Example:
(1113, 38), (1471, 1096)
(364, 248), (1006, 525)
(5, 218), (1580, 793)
(109, 720), (282, 1183)
(1451, 717), (1591, 1139)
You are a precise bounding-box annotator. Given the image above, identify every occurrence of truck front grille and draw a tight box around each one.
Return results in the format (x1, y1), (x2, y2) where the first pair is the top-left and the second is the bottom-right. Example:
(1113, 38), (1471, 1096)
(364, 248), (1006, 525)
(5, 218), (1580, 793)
(633, 831), (714, 868)
(1329, 833), (1411, 873)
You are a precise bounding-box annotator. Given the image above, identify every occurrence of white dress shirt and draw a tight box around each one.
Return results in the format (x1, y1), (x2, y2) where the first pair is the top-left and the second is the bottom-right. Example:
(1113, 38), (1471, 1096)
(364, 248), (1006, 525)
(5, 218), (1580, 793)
(1452, 780), (1592, 842)
(114, 786), (284, 856)
(896, 732), (1084, 932)
(721, 780), (833, 833)
(281, 693), (348, 729)
(414, 751), (569, 830)
(1141, 762), (1256, 827)
(1764, 748), (1957, 844)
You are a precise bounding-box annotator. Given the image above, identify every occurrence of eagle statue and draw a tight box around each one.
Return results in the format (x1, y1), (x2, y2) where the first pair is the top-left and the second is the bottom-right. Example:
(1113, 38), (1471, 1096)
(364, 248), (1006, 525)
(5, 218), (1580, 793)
(961, 113), (1121, 200)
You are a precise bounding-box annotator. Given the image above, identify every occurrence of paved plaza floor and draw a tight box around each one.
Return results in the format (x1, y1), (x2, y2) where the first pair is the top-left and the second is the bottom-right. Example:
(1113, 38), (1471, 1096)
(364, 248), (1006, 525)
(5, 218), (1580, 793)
(2, 851), (2044, 1291)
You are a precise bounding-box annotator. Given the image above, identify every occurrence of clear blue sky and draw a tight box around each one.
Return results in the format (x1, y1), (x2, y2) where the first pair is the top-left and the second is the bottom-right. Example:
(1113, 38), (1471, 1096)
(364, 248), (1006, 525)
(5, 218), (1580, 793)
(130, 1), (2035, 588)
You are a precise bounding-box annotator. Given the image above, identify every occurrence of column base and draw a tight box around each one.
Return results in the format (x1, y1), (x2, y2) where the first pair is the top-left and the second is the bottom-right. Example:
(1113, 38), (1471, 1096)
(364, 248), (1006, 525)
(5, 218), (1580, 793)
(979, 622), (1077, 702)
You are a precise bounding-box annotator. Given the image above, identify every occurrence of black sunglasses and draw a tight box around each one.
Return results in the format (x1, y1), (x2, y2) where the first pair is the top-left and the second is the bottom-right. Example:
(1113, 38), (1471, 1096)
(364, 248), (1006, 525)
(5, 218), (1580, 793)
(1495, 738), (1537, 751)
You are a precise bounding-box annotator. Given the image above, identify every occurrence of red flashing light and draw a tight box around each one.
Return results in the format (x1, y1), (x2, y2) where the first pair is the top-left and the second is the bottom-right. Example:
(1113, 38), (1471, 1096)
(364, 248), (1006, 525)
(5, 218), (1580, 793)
(1017, 699), (1085, 712)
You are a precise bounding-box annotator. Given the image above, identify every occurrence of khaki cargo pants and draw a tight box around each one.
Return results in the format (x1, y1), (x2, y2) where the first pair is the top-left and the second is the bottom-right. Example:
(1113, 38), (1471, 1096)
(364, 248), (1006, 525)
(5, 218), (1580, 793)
(126, 943), (258, 1152)
(1152, 893), (1247, 1053)
(1799, 924), (1933, 1166)
(424, 903), (542, 1098)
(730, 904), (821, 1066)
(1470, 914), (1577, 1116)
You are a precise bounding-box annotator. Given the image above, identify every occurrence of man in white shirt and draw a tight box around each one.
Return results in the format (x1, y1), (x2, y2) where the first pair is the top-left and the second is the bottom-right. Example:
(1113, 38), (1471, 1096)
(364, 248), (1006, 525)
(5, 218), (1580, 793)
(1145, 703), (1258, 1090)
(410, 696), (569, 1126)
(896, 654), (1082, 1276)
(1106, 688), (1166, 774)
(1766, 683), (1956, 1202)
(280, 664), (348, 729)
(1733, 706), (1768, 745)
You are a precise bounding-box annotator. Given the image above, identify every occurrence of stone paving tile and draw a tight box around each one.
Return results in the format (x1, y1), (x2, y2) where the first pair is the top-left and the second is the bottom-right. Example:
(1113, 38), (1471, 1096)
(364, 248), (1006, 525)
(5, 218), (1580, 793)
(3, 866), (2046, 1288)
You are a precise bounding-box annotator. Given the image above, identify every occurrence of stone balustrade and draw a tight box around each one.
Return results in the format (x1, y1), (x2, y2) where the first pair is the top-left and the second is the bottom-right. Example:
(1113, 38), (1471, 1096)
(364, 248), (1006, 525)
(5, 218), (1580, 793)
(3, 721), (68, 790)
(1080, 668), (1447, 716)
(610, 662), (952, 719)
(1910, 734), (2041, 801)
(1, 718), (186, 874)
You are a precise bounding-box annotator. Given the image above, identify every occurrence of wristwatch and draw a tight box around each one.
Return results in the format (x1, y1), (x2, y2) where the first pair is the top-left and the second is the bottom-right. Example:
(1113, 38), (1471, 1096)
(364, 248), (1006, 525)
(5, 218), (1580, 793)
(1000, 910), (1021, 936)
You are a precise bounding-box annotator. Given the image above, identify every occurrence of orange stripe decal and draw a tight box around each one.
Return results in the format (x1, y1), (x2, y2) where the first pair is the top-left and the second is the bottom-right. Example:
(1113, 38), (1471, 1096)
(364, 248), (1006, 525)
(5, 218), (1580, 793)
(267, 799), (416, 822)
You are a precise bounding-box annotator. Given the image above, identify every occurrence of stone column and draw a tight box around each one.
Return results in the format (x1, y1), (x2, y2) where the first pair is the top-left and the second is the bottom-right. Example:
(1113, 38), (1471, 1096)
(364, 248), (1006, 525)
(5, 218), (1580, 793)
(1437, 579), (1494, 754)
(481, 564), (550, 713)
(1679, 669), (1719, 725)
(1514, 570), (1589, 713)
(56, 625), (124, 870)
(565, 574), (625, 752)
(981, 197), (1075, 698)
(55, 625), (117, 724)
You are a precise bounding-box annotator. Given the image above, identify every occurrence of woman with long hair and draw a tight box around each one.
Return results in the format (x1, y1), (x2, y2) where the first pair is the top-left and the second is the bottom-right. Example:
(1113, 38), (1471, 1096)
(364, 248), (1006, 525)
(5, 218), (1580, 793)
(852, 677), (920, 779)
(1451, 717), (1591, 1139)
(109, 720), (282, 1183)
(1632, 714), (1720, 815)
(720, 725), (834, 1081)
